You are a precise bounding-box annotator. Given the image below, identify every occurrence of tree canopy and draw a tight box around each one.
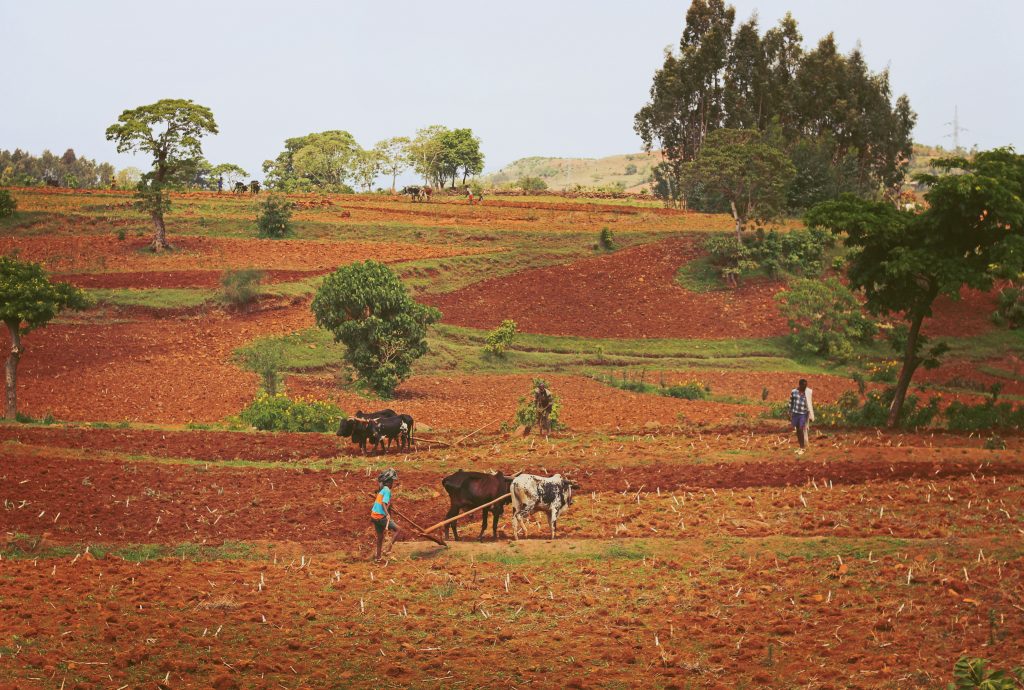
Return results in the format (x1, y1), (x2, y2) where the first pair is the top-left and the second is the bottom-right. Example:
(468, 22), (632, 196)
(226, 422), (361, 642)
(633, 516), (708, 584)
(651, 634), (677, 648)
(1, 256), (92, 418)
(105, 98), (218, 250)
(635, 1), (915, 209)
(807, 148), (1024, 426)
(262, 131), (360, 192)
(0, 148), (115, 188)
(408, 126), (485, 188)
(311, 261), (441, 397)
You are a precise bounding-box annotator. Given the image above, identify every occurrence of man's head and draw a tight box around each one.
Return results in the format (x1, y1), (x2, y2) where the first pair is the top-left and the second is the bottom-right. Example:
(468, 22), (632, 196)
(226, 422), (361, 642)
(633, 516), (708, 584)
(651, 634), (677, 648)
(798, 378), (808, 392)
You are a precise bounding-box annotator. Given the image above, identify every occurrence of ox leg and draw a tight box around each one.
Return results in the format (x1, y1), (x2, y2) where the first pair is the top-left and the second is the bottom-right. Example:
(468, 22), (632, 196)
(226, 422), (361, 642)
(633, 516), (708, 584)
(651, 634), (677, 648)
(491, 506), (502, 540)
(478, 508), (489, 541)
(444, 506), (460, 541)
(550, 509), (559, 540)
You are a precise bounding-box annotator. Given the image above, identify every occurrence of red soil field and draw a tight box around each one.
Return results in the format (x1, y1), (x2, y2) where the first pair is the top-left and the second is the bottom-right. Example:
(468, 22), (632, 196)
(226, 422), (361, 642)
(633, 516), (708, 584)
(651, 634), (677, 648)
(53, 269), (323, 289)
(0, 234), (486, 276)
(424, 237), (790, 338)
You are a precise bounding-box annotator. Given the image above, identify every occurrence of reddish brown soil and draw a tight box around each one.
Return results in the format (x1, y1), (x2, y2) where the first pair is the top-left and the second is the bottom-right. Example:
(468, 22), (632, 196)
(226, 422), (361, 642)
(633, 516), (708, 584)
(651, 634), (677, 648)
(0, 234), (485, 275)
(53, 269), (324, 289)
(423, 237), (790, 338)
(924, 287), (1000, 337)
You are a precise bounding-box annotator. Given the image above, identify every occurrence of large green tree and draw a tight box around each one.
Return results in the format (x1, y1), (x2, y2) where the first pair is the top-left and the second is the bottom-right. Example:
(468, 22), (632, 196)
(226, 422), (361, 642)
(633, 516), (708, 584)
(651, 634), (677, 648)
(311, 261), (441, 397)
(1, 257), (92, 418)
(685, 128), (794, 242)
(407, 126), (485, 188)
(263, 131), (360, 192)
(373, 137), (411, 192)
(106, 99), (218, 250)
(807, 148), (1024, 427)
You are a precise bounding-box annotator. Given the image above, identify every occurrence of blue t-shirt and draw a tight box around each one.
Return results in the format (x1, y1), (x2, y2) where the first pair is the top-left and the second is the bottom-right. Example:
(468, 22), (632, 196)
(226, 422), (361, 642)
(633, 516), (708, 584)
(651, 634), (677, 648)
(371, 486), (391, 518)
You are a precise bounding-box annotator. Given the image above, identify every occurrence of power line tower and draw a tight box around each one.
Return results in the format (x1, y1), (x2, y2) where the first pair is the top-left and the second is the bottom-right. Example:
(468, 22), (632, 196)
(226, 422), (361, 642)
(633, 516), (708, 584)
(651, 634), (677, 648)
(944, 105), (969, 153)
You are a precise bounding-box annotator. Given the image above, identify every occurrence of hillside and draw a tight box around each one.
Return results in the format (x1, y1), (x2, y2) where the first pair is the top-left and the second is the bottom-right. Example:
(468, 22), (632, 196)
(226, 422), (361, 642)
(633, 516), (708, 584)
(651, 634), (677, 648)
(483, 151), (662, 192)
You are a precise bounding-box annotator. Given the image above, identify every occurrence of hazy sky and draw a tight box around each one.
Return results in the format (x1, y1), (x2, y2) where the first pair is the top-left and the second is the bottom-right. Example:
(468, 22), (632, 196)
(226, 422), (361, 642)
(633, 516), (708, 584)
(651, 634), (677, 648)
(2, 1), (1021, 181)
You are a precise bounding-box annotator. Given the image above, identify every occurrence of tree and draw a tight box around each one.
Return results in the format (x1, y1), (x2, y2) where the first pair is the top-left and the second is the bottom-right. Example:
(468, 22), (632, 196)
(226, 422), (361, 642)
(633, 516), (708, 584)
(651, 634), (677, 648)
(408, 126), (450, 188)
(263, 131), (359, 191)
(685, 128), (794, 242)
(353, 148), (383, 192)
(407, 126), (484, 188)
(311, 261), (441, 397)
(1, 257), (91, 418)
(105, 99), (218, 250)
(114, 166), (142, 190)
(209, 163), (249, 188)
(774, 277), (876, 360)
(373, 137), (410, 192)
(807, 148), (1024, 427)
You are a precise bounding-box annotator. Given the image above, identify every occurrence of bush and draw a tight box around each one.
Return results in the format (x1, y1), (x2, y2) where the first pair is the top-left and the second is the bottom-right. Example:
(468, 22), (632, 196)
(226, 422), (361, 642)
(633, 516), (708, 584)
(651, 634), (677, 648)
(484, 319), (518, 357)
(509, 378), (562, 431)
(866, 359), (899, 383)
(771, 387), (939, 429)
(624, 163), (638, 175)
(221, 268), (265, 309)
(312, 260), (441, 397)
(944, 395), (1024, 432)
(946, 656), (1023, 690)
(663, 381), (709, 400)
(598, 371), (710, 400)
(239, 393), (344, 432)
(237, 340), (284, 395)
(775, 278), (876, 361)
(0, 190), (15, 218)
(598, 227), (617, 251)
(702, 228), (833, 286)
(515, 176), (548, 191)
(256, 194), (294, 238)
(992, 286), (1024, 329)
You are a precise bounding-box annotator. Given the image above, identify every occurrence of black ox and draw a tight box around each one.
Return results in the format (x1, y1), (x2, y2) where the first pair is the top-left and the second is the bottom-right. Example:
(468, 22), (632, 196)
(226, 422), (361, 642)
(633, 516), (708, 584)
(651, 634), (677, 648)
(441, 470), (513, 541)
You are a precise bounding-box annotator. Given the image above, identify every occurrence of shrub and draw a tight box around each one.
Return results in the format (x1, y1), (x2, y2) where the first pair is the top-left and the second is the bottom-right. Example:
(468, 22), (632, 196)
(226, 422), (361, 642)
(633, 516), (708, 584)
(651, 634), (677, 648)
(237, 340), (284, 395)
(775, 278), (876, 361)
(598, 227), (617, 251)
(0, 189), (16, 218)
(221, 268), (265, 309)
(256, 194), (294, 238)
(624, 163), (638, 175)
(946, 656), (1023, 690)
(992, 286), (1024, 329)
(598, 371), (710, 400)
(515, 176), (548, 191)
(312, 260), (441, 397)
(944, 397), (1024, 432)
(663, 381), (709, 400)
(484, 319), (518, 357)
(239, 393), (344, 432)
(702, 227), (833, 286)
(866, 359), (899, 383)
(509, 379), (562, 431)
(770, 387), (939, 429)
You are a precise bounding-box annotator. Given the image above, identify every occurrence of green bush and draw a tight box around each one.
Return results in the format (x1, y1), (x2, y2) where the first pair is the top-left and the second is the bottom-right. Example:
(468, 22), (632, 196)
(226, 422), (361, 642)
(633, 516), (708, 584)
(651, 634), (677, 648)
(515, 176), (548, 191)
(598, 227), (617, 251)
(771, 387), (939, 430)
(221, 268), (265, 309)
(0, 190), (15, 218)
(598, 371), (710, 400)
(312, 260), (441, 397)
(992, 286), (1024, 329)
(239, 393), (344, 432)
(663, 382), (709, 400)
(237, 340), (284, 395)
(945, 395), (1024, 432)
(775, 278), (876, 361)
(484, 319), (518, 357)
(256, 194), (294, 238)
(946, 656), (1023, 690)
(509, 378), (562, 430)
(702, 228), (833, 286)
(866, 359), (900, 383)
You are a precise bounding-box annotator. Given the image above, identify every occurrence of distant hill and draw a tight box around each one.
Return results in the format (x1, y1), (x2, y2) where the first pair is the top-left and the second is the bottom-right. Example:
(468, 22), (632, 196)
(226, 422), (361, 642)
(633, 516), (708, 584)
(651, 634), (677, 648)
(484, 144), (952, 193)
(482, 151), (662, 192)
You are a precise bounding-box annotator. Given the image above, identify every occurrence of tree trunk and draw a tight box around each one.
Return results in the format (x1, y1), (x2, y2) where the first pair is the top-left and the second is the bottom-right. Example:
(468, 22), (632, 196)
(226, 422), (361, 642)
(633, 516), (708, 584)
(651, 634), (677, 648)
(887, 309), (926, 428)
(150, 209), (171, 252)
(4, 322), (21, 419)
(391, 172), (397, 194)
(730, 201), (743, 244)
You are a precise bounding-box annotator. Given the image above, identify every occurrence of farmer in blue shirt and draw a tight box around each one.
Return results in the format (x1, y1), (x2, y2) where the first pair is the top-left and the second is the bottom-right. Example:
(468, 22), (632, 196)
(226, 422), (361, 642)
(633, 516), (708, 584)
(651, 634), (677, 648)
(371, 469), (400, 561)
(790, 379), (815, 455)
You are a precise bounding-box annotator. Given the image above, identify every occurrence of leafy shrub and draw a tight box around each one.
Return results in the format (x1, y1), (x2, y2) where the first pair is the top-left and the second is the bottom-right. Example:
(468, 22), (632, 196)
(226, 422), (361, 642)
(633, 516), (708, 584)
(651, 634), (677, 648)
(484, 319), (518, 357)
(239, 393), (344, 432)
(598, 227), (617, 251)
(515, 176), (548, 191)
(944, 396), (1024, 432)
(237, 340), (284, 395)
(0, 189), (15, 218)
(624, 163), (638, 175)
(992, 286), (1024, 329)
(866, 359), (899, 383)
(256, 194), (294, 238)
(946, 656), (1023, 690)
(984, 434), (1007, 450)
(221, 268), (265, 309)
(774, 278), (876, 361)
(702, 228), (833, 286)
(598, 371), (710, 400)
(770, 387), (939, 429)
(508, 378), (562, 431)
(312, 260), (441, 397)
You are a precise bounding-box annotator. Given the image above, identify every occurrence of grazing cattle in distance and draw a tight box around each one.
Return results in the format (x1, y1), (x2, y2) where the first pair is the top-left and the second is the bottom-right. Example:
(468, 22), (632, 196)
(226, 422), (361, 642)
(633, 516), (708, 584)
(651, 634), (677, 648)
(336, 417), (377, 454)
(441, 470), (514, 541)
(233, 182), (248, 194)
(510, 473), (578, 540)
(249, 180), (261, 195)
(400, 185), (422, 202)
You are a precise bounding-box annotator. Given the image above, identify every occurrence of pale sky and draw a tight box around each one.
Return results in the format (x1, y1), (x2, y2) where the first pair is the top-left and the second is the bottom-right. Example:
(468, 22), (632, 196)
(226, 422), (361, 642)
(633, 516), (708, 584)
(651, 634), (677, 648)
(2, 0), (1021, 182)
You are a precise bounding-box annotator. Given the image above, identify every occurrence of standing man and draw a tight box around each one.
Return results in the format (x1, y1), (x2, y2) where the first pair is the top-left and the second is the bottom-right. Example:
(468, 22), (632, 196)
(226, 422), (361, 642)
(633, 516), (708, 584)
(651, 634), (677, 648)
(789, 379), (815, 455)
(370, 469), (399, 561)
(534, 380), (554, 435)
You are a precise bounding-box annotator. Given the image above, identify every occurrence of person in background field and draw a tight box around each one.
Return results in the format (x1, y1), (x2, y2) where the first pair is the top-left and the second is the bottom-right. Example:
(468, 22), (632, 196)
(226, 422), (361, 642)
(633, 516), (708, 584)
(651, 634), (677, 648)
(370, 469), (399, 561)
(789, 378), (814, 455)
(534, 381), (554, 434)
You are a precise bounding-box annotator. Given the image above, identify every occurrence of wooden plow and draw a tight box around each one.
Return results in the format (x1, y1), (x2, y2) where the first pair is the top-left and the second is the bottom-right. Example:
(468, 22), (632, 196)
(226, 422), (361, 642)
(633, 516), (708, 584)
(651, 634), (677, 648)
(397, 493), (513, 548)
